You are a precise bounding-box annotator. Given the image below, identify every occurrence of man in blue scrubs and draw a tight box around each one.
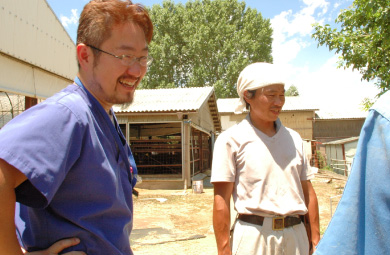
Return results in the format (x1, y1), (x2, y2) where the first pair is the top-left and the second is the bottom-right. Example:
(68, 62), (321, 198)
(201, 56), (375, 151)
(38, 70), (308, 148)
(0, 1), (153, 254)
(314, 90), (390, 255)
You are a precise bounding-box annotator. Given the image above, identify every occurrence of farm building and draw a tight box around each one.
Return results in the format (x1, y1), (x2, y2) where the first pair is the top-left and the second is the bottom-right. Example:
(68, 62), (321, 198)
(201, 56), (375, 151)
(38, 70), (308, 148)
(217, 96), (318, 140)
(113, 87), (221, 189)
(323, 136), (360, 176)
(314, 117), (365, 143)
(0, 0), (77, 126)
(313, 110), (367, 158)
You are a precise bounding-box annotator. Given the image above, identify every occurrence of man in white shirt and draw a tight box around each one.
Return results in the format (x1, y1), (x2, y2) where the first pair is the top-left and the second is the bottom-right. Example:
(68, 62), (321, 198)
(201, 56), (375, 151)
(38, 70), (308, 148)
(211, 62), (320, 255)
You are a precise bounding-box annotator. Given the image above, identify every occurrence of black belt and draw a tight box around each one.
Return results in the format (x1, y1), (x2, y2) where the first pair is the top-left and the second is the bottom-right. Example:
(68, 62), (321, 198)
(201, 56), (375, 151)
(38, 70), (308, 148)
(238, 214), (302, 231)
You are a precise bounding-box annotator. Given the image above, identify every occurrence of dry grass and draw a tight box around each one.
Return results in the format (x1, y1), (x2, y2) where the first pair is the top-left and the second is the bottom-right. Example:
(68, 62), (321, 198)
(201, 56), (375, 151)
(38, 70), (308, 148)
(311, 170), (347, 235)
(131, 169), (347, 254)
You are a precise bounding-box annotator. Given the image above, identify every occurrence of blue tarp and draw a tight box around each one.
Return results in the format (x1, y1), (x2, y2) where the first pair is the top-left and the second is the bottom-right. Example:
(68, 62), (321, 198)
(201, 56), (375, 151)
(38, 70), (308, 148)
(315, 91), (390, 255)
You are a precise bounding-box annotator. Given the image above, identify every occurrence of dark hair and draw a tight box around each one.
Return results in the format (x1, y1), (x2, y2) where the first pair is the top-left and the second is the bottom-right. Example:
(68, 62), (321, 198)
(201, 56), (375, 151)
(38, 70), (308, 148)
(244, 89), (256, 110)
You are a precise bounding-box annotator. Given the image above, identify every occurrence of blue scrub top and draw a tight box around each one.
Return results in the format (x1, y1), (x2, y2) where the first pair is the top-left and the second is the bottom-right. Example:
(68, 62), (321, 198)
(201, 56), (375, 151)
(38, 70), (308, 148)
(315, 91), (390, 255)
(0, 78), (137, 254)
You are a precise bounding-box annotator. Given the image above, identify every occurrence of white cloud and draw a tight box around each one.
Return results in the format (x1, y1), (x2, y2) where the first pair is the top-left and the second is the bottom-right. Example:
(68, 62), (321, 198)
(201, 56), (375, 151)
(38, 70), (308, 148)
(272, 38), (303, 65)
(289, 55), (379, 116)
(271, 0), (329, 38)
(268, 0), (379, 117)
(271, 11), (307, 65)
(60, 9), (79, 28)
(271, 0), (330, 65)
(302, 0), (329, 16)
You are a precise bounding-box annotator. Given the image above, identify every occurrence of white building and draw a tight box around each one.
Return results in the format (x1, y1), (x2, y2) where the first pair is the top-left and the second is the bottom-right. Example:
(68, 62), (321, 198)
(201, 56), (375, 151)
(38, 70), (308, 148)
(0, 0), (77, 126)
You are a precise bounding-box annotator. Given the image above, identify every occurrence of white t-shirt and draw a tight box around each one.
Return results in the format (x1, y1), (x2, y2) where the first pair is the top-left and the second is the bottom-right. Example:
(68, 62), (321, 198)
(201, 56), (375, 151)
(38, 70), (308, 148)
(211, 115), (314, 217)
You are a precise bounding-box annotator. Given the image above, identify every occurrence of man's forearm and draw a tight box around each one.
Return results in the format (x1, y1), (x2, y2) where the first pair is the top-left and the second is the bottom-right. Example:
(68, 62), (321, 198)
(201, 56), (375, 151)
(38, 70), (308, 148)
(307, 182), (320, 247)
(213, 182), (234, 255)
(0, 161), (25, 255)
(0, 200), (24, 255)
(213, 202), (231, 254)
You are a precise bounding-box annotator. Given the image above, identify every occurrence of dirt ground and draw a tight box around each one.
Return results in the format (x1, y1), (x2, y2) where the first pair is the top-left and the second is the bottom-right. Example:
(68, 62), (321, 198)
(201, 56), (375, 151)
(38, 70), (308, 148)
(130, 169), (347, 255)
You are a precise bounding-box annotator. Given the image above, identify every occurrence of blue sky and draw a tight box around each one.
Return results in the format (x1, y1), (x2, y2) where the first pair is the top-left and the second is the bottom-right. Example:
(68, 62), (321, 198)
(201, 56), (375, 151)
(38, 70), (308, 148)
(46, 0), (379, 117)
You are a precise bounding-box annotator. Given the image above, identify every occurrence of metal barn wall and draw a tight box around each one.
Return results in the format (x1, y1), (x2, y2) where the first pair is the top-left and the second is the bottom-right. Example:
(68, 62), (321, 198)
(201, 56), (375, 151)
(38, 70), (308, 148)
(0, 0), (77, 98)
(325, 140), (358, 175)
(344, 140), (358, 165)
(314, 119), (365, 142)
(194, 103), (217, 134)
(325, 144), (343, 166)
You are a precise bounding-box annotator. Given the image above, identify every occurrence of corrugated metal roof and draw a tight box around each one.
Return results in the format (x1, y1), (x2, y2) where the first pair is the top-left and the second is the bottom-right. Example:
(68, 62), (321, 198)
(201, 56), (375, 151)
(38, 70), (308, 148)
(315, 109), (368, 120)
(114, 87), (215, 113)
(217, 97), (318, 113)
(283, 97), (319, 111)
(113, 86), (221, 132)
(323, 136), (359, 145)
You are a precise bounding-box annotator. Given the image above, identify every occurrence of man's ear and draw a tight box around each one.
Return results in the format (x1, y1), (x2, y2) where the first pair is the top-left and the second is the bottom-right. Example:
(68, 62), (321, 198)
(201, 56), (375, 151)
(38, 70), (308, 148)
(243, 90), (250, 101)
(76, 44), (93, 70)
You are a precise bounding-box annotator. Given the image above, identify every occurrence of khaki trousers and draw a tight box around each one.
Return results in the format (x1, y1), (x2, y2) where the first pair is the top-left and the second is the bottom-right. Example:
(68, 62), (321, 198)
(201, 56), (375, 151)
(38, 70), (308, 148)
(231, 217), (309, 255)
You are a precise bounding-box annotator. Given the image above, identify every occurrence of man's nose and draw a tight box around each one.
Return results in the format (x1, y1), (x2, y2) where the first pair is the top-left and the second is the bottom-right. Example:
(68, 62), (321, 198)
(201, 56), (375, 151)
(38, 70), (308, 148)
(126, 62), (142, 77)
(274, 96), (284, 106)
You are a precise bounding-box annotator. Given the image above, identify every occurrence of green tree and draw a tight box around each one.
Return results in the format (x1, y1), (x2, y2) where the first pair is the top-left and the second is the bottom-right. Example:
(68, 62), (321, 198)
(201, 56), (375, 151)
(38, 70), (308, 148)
(312, 0), (390, 98)
(142, 0), (273, 98)
(360, 97), (375, 111)
(285, 85), (299, 96)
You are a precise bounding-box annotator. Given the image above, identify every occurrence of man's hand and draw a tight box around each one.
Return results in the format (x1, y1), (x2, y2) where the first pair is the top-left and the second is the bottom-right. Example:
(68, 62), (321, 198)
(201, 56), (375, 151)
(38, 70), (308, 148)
(301, 180), (320, 254)
(24, 237), (86, 255)
(310, 244), (316, 255)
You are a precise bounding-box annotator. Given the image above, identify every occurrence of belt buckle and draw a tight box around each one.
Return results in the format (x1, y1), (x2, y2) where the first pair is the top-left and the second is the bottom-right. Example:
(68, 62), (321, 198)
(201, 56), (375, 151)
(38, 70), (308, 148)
(272, 217), (285, 231)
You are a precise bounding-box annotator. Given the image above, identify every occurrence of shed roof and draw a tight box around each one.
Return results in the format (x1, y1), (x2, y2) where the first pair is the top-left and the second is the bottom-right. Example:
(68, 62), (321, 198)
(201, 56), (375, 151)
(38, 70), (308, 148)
(217, 97), (318, 113)
(113, 87), (221, 131)
(315, 110), (368, 120)
(323, 136), (359, 145)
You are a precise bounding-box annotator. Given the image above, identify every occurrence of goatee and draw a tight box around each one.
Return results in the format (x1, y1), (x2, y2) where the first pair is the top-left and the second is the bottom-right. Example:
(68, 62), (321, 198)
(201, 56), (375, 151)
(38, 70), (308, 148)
(118, 101), (133, 111)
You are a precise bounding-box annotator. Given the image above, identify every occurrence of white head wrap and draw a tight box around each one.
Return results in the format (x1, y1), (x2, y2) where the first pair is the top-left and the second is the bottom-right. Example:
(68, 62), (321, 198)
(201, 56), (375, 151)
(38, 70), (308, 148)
(234, 62), (285, 114)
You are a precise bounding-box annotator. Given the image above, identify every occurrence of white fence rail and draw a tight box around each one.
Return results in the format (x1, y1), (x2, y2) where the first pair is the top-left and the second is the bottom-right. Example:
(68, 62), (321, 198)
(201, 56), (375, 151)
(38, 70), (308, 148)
(330, 159), (351, 176)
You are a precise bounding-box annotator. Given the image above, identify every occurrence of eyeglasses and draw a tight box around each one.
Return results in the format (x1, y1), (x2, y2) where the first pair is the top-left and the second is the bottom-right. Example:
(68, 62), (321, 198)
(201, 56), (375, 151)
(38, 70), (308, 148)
(87, 44), (153, 67)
